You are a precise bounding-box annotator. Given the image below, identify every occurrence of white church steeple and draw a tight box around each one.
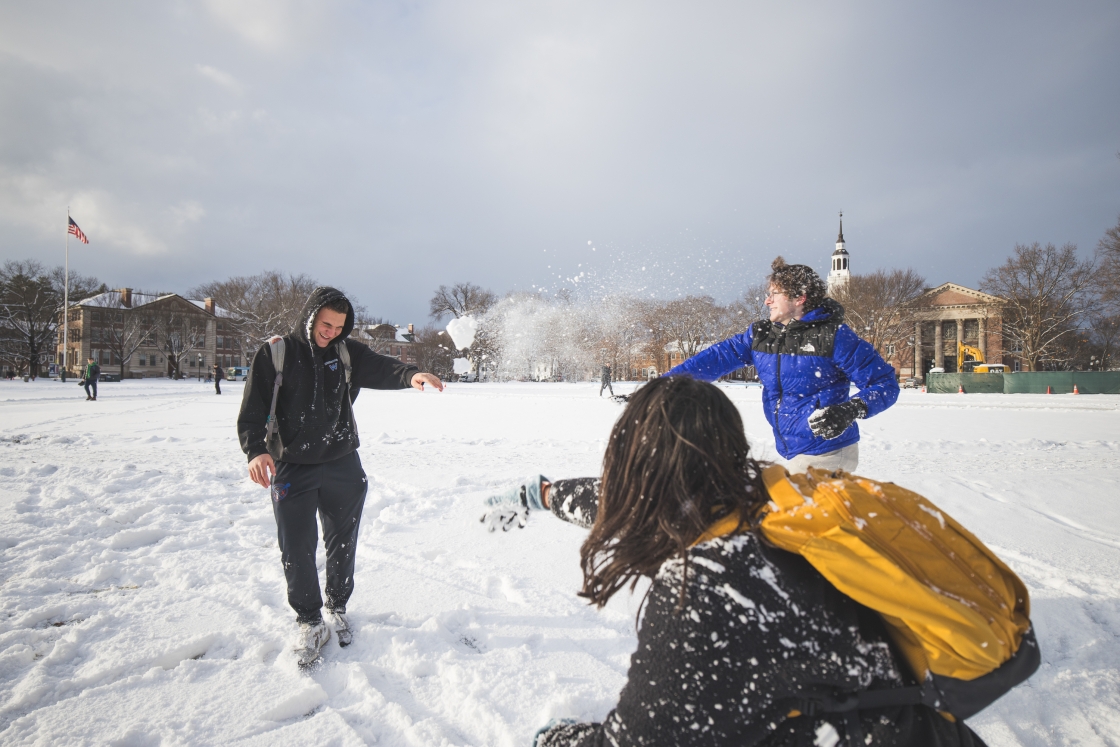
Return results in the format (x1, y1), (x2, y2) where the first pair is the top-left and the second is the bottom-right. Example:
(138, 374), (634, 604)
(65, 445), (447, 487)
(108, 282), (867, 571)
(827, 211), (850, 295)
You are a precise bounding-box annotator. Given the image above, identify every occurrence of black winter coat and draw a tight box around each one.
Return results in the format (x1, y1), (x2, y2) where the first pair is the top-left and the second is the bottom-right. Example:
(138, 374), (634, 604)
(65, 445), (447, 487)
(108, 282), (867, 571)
(536, 479), (988, 747)
(237, 287), (419, 465)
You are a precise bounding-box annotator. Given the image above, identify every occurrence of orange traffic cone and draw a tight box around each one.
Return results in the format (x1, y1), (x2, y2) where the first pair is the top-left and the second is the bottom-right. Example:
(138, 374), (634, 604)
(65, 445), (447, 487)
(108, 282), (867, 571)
(921, 385), (927, 393)
(1073, 384), (1080, 395)
(958, 384), (965, 393)
(1046, 385), (1053, 394)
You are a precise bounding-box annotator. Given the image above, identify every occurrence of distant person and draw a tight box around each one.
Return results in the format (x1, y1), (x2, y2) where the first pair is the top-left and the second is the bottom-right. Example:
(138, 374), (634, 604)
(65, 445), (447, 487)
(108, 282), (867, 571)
(237, 287), (445, 668)
(666, 257), (899, 472)
(599, 364), (614, 397)
(82, 357), (100, 401)
(213, 363), (224, 395)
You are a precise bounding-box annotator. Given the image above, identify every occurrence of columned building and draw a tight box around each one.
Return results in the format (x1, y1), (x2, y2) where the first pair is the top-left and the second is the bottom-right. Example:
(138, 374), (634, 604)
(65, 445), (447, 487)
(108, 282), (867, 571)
(827, 213), (851, 295)
(907, 283), (1005, 377)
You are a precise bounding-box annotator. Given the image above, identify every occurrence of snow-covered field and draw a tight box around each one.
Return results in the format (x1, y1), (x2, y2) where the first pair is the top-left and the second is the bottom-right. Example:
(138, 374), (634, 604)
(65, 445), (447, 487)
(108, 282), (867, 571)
(1, 379), (1118, 746)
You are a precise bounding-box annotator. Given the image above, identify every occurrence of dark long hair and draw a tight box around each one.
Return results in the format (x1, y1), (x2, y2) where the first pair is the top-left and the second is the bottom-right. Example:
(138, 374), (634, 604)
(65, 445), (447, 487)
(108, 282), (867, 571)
(578, 376), (768, 610)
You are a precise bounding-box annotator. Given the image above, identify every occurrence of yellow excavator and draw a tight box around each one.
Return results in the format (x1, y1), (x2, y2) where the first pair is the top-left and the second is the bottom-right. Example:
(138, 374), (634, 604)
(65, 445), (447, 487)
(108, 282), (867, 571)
(958, 341), (1005, 373)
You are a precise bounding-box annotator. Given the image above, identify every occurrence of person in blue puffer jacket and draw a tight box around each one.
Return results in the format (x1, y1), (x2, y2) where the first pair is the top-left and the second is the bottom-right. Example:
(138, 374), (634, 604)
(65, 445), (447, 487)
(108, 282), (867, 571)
(667, 256), (899, 472)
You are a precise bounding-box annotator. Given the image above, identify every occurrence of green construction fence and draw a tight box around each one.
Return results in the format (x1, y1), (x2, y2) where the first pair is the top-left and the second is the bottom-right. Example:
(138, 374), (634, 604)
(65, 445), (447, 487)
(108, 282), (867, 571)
(925, 371), (1120, 394)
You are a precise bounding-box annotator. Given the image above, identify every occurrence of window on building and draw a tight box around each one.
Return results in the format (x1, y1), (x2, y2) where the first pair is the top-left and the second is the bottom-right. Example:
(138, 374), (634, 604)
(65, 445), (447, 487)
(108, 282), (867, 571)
(885, 344), (896, 357)
(92, 311), (100, 321)
(101, 350), (110, 364)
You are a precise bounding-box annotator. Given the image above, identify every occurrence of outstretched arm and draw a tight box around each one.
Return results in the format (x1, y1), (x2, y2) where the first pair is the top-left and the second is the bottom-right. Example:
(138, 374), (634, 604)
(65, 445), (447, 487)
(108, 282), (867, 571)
(480, 477), (600, 532)
(665, 328), (755, 381)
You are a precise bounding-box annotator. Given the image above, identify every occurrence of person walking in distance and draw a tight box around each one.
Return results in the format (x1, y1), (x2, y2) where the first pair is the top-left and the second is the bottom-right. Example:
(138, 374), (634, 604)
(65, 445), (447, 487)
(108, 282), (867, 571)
(237, 287), (444, 668)
(667, 257), (898, 473)
(213, 363), (224, 395)
(599, 364), (614, 397)
(82, 356), (100, 401)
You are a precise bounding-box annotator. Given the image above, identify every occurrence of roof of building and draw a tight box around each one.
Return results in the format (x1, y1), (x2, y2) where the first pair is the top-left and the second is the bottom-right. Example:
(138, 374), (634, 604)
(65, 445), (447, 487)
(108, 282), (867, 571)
(73, 290), (230, 316)
(917, 282), (1004, 307)
(352, 324), (414, 343)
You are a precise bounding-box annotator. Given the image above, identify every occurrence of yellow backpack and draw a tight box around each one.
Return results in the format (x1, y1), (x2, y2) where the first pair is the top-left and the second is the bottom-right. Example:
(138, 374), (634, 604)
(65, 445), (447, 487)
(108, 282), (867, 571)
(696, 465), (1040, 721)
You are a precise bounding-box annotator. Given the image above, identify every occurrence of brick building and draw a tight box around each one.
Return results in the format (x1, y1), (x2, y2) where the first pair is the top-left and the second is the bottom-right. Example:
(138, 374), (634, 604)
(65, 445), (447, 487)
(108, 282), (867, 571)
(57, 288), (239, 378)
(351, 323), (418, 366)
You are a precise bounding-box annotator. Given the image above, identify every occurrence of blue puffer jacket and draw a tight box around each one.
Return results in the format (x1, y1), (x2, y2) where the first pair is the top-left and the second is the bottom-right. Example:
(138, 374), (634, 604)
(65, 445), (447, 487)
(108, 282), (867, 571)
(666, 300), (899, 459)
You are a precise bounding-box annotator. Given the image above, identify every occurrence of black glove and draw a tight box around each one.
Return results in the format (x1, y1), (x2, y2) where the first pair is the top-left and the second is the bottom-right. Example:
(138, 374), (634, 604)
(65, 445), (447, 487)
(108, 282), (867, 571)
(808, 398), (868, 440)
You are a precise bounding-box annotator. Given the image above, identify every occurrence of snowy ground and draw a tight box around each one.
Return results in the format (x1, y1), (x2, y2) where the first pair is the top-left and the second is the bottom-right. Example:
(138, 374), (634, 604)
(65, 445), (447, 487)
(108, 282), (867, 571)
(1, 379), (1118, 746)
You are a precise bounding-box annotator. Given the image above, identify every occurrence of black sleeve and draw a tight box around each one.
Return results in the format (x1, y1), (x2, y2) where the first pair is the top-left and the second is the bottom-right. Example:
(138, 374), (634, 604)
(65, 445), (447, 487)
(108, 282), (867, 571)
(237, 343), (275, 462)
(347, 340), (419, 390)
(548, 478), (600, 528)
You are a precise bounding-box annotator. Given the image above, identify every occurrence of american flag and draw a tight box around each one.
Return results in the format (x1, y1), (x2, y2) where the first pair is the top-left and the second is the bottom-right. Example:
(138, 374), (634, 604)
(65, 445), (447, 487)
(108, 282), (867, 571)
(68, 216), (89, 244)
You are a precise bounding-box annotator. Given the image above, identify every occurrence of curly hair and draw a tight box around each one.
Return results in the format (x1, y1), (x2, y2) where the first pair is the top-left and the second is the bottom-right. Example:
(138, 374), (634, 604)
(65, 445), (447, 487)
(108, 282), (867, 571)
(768, 256), (827, 311)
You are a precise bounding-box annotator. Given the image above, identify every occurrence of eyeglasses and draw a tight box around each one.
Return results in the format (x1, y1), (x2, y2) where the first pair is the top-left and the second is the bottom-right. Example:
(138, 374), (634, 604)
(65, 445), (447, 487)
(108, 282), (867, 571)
(765, 289), (787, 300)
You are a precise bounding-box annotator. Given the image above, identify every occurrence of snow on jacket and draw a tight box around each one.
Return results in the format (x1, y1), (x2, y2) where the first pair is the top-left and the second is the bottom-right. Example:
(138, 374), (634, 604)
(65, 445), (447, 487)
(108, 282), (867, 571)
(237, 287), (418, 465)
(666, 299), (899, 459)
(536, 478), (987, 747)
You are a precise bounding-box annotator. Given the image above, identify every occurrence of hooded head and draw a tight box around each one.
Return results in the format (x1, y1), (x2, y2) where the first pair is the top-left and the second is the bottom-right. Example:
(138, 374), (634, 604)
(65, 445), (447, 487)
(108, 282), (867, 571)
(296, 287), (355, 348)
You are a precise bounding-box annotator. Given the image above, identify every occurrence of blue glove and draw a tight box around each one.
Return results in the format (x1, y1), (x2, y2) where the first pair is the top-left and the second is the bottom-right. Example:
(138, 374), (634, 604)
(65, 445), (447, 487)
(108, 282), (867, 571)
(480, 475), (549, 532)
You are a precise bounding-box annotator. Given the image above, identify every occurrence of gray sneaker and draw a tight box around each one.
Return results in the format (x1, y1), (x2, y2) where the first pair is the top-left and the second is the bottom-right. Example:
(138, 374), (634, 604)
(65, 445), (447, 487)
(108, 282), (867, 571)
(294, 620), (331, 668)
(328, 609), (352, 647)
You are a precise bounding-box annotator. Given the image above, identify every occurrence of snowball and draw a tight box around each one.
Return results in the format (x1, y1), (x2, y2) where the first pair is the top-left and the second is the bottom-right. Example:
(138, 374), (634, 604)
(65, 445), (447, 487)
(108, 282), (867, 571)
(446, 316), (478, 350)
(453, 358), (472, 374)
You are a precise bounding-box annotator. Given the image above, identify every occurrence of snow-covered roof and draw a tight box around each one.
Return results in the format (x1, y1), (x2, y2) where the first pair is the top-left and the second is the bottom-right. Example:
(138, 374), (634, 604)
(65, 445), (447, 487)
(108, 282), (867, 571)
(73, 291), (229, 316)
(77, 291), (170, 309)
(354, 324), (414, 343)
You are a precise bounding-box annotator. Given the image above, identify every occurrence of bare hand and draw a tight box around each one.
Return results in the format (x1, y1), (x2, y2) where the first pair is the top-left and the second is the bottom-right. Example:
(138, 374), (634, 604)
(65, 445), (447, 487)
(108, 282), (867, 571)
(411, 372), (444, 392)
(248, 453), (276, 488)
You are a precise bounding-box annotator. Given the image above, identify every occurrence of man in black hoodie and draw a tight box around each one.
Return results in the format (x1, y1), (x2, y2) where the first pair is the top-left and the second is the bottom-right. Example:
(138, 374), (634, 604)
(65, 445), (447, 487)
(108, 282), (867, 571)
(238, 287), (443, 666)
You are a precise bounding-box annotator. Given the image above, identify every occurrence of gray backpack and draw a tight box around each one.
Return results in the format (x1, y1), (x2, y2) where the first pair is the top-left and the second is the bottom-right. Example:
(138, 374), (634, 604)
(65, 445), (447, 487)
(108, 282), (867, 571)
(264, 337), (352, 461)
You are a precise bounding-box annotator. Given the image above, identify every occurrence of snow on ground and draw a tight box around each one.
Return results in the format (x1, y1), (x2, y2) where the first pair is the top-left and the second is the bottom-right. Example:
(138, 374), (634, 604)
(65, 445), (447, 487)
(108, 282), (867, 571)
(1, 378), (1118, 746)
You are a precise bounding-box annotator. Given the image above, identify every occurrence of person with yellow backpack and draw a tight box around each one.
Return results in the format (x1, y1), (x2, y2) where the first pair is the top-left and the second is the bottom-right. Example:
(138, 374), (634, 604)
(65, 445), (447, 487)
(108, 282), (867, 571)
(481, 376), (1037, 746)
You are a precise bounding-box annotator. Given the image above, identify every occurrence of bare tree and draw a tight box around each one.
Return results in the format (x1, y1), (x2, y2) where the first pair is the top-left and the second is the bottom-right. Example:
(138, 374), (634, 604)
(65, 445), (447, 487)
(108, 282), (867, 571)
(1098, 214), (1120, 311)
(190, 272), (319, 354)
(725, 281), (769, 335)
(639, 300), (674, 375)
(153, 301), (209, 379)
(834, 269), (927, 364)
(428, 282), (497, 320)
(428, 282), (498, 378)
(95, 301), (159, 379)
(662, 295), (726, 361)
(1087, 312), (1120, 370)
(0, 260), (102, 378)
(981, 242), (1097, 371)
(411, 325), (456, 379)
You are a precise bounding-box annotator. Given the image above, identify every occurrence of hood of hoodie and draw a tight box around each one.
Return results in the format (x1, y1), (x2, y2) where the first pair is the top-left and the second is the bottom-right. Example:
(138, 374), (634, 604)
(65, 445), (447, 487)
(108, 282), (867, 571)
(296, 286), (355, 350)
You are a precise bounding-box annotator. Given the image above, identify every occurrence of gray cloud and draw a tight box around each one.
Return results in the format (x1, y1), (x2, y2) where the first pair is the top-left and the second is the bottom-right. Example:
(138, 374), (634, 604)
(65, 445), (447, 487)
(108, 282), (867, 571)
(2, 0), (1118, 324)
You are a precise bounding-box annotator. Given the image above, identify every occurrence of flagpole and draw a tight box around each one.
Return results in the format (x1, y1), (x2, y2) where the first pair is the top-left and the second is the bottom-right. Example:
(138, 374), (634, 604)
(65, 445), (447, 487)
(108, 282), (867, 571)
(63, 207), (69, 382)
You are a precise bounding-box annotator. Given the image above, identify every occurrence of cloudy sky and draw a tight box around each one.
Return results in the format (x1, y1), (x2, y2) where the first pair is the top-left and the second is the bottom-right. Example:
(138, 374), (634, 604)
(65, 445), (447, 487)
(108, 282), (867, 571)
(2, 1), (1118, 324)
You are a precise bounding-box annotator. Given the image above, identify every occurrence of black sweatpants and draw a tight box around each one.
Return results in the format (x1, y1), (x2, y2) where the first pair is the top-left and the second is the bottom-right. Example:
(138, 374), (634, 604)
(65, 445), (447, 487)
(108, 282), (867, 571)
(271, 451), (368, 623)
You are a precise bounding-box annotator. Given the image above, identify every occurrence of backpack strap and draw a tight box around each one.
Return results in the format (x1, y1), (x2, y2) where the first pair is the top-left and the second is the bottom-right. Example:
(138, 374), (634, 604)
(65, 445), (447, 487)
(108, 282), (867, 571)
(264, 338), (286, 460)
(336, 339), (358, 437)
(336, 339), (352, 386)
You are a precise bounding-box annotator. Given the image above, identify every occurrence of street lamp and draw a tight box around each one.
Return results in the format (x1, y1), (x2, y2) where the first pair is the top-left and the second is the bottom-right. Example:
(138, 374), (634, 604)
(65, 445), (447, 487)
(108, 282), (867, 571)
(197, 353), (203, 381)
